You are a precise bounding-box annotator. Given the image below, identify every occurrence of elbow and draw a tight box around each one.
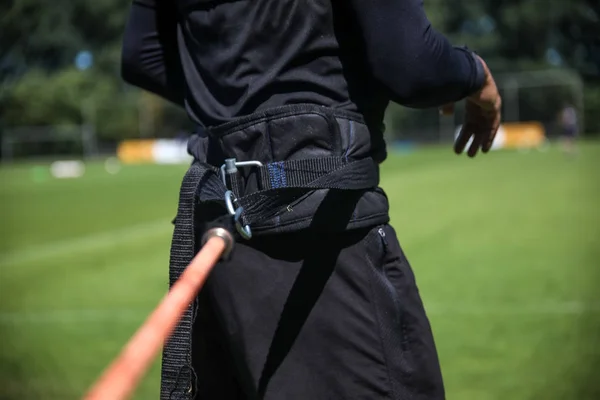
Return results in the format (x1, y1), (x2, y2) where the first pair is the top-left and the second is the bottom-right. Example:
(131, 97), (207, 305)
(119, 55), (158, 97)
(370, 26), (477, 108)
(120, 43), (141, 86)
(372, 56), (473, 108)
(120, 50), (156, 94)
(383, 75), (430, 107)
(119, 46), (185, 107)
(370, 63), (440, 108)
(367, 40), (441, 106)
(120, 32), (151, 89)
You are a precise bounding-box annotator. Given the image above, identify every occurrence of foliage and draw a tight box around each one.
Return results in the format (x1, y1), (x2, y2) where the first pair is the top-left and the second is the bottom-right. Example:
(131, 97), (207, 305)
(0, 0), (598, 143)
(1, 67), (139, 140)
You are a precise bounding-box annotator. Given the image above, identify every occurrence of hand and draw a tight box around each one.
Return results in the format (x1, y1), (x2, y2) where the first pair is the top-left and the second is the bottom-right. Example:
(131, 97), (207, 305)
(441, 56), (502, 157)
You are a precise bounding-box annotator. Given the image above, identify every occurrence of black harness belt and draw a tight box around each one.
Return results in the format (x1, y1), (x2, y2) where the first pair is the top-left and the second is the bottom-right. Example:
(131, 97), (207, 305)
(160, 104), (390, 399)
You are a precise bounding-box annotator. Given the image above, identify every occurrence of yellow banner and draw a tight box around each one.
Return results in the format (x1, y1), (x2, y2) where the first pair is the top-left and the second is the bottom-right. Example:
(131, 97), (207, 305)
(501, 122), (546, 149)
(116, 139), (156, 164)
(116, 139), (192, 164)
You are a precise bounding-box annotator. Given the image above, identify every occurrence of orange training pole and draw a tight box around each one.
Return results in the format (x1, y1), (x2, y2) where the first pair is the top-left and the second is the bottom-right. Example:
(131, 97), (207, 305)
(83, 231), (231, 400)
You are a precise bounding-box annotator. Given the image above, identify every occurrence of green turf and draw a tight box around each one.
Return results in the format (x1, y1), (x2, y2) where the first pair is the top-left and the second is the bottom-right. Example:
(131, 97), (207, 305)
(1, 141), (599, 400)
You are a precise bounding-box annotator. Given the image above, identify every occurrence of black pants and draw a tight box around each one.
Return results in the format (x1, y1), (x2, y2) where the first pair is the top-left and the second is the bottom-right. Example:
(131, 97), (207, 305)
(191, 222), (445, 400)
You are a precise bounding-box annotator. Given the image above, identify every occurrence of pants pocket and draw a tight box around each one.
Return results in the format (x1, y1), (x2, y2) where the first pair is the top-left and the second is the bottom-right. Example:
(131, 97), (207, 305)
(367, 224), (446, 399)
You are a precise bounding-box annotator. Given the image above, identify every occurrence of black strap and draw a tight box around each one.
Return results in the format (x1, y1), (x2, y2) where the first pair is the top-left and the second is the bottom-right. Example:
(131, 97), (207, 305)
(240, 157), (378, 224)
(257, 157), (376, 190)
(160, 162), (216, 400)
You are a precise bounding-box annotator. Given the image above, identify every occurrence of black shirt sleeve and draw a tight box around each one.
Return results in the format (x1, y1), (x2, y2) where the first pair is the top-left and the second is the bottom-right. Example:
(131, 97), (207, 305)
(347, 0), (486, 108)
(121, 0), (185, 106)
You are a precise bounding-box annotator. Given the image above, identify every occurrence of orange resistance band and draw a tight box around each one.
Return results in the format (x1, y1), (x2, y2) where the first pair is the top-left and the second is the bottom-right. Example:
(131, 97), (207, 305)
(83, 235), (228, 400)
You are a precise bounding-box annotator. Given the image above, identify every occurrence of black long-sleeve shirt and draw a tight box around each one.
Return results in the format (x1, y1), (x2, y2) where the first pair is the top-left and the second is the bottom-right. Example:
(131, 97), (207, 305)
(121, 0), (485, 129)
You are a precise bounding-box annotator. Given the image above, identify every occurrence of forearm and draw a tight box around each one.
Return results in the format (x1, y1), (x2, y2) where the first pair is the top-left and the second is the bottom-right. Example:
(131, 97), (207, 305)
(121, 0), (185, 106)
(349, 0), (486, 108)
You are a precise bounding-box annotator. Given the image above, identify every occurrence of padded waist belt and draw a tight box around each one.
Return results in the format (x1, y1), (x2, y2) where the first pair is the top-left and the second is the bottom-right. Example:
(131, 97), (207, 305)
(190, 104), (388, 234)
(160, 104), (390, 399)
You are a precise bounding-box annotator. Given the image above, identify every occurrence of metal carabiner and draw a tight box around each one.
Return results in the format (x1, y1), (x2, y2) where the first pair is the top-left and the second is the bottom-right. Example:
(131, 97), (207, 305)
(224, 190), (252, 240)
(233, 207), (252, 240)
(224, 190), (237, 215)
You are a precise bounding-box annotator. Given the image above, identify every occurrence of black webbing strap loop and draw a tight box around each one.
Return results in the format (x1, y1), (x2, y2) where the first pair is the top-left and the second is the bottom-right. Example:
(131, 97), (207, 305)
(195, 156), (379, 228)
(160, 162), (217, 400)
(257, 157), (377, 191)
(236, 157), (379, 225)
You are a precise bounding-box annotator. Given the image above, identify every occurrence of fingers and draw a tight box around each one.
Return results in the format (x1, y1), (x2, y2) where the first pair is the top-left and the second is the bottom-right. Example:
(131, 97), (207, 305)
(481, 121), (499, 153)
(454, 126), (472, 155)
(455, 55), (502, 157)
(455, 123), (483, 158)
(468, 132), (484, 157)
(456, 96), (501, 157)
(481, 129), (496, 153)
(481, 97), (502, 153)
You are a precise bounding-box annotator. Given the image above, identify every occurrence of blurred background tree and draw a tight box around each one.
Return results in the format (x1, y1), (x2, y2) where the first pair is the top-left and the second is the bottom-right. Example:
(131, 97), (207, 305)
(0, 0), (598, 146)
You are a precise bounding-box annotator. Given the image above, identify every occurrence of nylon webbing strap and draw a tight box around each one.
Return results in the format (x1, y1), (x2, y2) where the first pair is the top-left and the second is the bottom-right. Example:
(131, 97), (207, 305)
(257, 157), (378, 191)
(238, 157), (379, 225)
(160, 162), (216, 400)
(199, 157), (379, 225)
(194, 156), (379, 226)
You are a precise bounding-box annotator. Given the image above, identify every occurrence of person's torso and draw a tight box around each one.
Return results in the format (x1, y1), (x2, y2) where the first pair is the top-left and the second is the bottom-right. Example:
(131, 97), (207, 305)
(562, 107), (578, 127)
(174, 0), (389, 130)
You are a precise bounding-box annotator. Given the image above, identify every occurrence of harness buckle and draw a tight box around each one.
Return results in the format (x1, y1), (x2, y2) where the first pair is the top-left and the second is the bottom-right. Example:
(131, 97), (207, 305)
(220, 158), (263, 186)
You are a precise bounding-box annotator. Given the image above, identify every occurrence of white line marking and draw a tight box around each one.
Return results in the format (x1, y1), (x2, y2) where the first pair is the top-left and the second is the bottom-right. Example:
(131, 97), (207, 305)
(1, 301), (599, 325)
(0, 219), (172, 267)
(0, 309), (151, 324)
(424, 301), (600, 316)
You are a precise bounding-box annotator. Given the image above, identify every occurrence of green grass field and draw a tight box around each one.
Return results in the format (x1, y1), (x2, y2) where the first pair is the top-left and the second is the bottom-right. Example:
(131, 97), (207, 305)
(1, 141), (599, 400)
